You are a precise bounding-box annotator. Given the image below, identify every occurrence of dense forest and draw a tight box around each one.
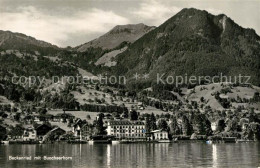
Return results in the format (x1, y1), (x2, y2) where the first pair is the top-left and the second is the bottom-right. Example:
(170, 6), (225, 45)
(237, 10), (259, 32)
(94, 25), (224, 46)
(0, 54), (78, 78)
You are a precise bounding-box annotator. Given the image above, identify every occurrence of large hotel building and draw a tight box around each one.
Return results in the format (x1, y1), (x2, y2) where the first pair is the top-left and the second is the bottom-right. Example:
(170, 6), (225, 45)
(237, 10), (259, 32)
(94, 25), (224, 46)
(106, 120), (146, 139)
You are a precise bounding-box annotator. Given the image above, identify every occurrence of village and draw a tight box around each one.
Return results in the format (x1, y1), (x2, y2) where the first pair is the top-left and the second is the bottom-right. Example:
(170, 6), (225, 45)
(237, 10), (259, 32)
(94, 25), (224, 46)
(0, 82), (260, 144)
(0, 106), (172, 144)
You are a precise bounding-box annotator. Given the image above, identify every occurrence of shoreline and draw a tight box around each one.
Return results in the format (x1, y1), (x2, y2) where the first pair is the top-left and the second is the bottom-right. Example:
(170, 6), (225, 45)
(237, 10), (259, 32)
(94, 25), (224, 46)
(1, 139), (257, 145)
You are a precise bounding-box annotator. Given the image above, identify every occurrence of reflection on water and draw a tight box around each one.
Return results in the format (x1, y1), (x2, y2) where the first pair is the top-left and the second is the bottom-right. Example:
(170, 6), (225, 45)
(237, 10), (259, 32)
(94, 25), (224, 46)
(107, 144), (111, 168)
(212, 144), (217, 167)
(0, 143), (259, 168)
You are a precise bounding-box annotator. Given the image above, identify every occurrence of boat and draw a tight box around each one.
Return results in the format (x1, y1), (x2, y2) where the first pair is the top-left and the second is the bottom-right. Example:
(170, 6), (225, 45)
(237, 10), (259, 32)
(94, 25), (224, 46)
(236, 139), (255, 143)
(88, 140), (94, 145)
(158, 139), (171, 143)
(119, 139), (133, 144)
(1, 141), (9, 145)
(112, 140), (120, 144)
(89, 135), (114, 144)
(206, 140), (213, 144)
(172, 138), (178, 143)
(88, 139), (111, 144)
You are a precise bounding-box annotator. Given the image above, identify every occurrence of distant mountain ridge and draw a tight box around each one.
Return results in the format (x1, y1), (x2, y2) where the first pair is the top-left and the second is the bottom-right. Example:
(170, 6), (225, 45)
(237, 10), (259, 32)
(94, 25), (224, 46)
(76, 23), (155, 51)
(0, 8), (260, 86)
(0, 30), (59, 51)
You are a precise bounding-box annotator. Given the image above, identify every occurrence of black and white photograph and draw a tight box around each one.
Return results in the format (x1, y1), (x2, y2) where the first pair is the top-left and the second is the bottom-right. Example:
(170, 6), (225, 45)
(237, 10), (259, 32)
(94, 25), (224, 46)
(0, 0), (260, 167)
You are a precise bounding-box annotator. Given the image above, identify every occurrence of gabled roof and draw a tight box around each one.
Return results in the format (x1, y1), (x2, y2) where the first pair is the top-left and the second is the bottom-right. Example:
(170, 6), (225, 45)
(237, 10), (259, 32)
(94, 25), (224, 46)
(35, 124), (52, 130)
(150, 129), (167, 133)
(108, 120), (144, 126)
(109, 120), (132, 125)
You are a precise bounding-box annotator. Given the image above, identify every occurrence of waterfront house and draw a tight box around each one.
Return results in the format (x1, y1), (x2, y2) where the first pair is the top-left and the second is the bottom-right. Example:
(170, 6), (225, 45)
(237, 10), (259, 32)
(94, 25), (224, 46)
(147, 130), (169, 140)
(35, 124), (52, 140)
(23, 127), (37, 141)
(73, 124), (81, 137)
(106, 120), (146, 140)
(73, 123), (93, 139)
(72, 119), (85, 136)
(49, 127), (66, 137)
(80, 124), (93, 140)
(72, 119), (93, 139)
(40, 127), (66, 142)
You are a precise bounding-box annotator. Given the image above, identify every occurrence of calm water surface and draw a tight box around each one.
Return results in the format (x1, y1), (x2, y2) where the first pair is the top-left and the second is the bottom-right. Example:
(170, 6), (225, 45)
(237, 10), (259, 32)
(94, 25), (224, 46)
(0, 143), (259, 168)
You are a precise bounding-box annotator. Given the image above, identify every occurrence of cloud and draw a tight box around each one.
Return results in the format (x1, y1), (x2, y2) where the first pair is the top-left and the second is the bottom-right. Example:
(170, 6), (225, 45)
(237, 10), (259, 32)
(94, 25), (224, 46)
(131, 0), (181, 26)
(0, 6), (130, 47)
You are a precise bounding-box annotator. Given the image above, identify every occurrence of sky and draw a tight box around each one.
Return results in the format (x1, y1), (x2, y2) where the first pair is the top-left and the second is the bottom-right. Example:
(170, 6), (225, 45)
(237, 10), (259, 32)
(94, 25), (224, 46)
(0, 0), (259, 47)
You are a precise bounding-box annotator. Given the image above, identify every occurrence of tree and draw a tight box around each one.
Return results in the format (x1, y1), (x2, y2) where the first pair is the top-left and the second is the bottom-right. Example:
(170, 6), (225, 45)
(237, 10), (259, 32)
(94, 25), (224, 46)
(150, 113), (157, 130)
(122, 110), (129, 118)
(145, 115), (151, 133)
(9, 124), (24, 138)
(225, 118), (239, 132)
(98, 113), (105, 119)
(181, 115), (193, 136)
(95, 114), (105, 135)
(68, 118), (74, 127)
(216, 119), (226, 132)
(158, 119), (168, 131)
(129, 110), (138, 120)
(14, 113), (21, 121)
(0, 125), (7, 140)
(252, 92), (260, 102)
(38, 108), (47, 115)
(0, 112), (8, 118)
(86, 115), (91, 120)
(200, 97), (205, 102)
(95, 85), (100, 91)
(170, 116), (180, 135)
(193, 113), (212, 135)
(191, 101), (198, 109)
(250, 123), (260, 140)
(243, 123), (260, 140)
(248, 108), (258, 122)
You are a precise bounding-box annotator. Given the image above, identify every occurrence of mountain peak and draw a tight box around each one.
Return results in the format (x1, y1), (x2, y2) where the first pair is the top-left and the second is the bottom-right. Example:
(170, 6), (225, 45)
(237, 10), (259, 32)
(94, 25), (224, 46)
(112, 8), (260, 85)
(175, 8), (210, 17)
(109, 23), (154, 34)
(76, 23), (155, 51)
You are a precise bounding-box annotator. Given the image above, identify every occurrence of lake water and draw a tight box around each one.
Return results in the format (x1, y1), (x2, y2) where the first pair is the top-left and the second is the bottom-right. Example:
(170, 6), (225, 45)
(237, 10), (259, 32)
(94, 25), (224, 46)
(0, 143), (259, 168)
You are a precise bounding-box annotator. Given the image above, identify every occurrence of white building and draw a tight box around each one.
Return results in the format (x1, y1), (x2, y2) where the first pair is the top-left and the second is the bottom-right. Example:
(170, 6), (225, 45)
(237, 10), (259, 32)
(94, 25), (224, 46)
(211, 122), (217, 131)
(23, 127), (37, 141)
(106, 120), (146, 139)
(148, 130), (169, 140)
